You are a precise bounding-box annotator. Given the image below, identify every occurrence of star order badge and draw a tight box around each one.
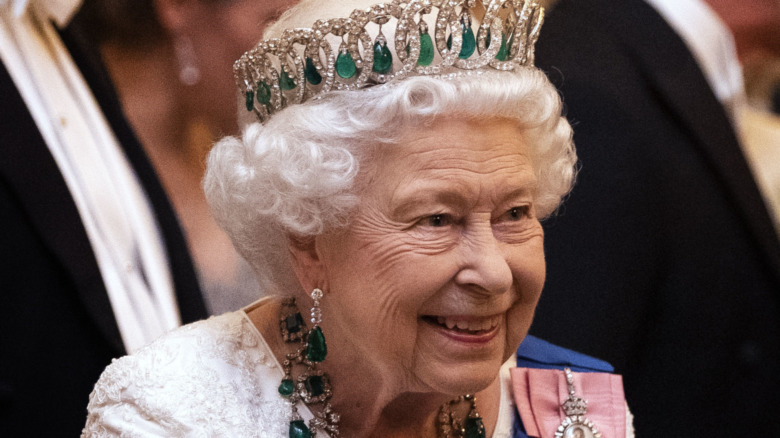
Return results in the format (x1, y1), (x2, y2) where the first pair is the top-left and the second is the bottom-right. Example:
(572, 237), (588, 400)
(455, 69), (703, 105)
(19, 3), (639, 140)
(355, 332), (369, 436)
(554, 368), (602, 438)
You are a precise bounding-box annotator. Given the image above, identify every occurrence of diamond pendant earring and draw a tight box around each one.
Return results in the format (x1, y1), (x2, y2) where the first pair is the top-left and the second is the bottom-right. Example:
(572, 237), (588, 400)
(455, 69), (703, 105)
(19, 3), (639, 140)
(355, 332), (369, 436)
(306, 288), (327, 362)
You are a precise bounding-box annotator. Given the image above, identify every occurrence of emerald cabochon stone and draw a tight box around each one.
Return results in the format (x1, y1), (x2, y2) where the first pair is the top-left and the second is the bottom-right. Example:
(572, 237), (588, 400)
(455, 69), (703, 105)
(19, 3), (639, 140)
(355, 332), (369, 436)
(245, 89), (254, 111)
(418, 32), (434, 66)
(305, 375), (325, 397)
(464, 417), (486, 438)
(306, 326), (327, 362)
(446, 21), (476, 59)
(304, 58), (322, 85)
(487, 29), (512, 61)
(460, 25), (476, 59)
(372, 41), (392, 73)
(289, 420), (312, 438)
(495, 32), (508, 61)
(278, 378), (294, 397)
(279, 68), (296, 90)
(335, 50), (357, 78)
(285, 313), (304, 334)
(256, 81), (271, 106)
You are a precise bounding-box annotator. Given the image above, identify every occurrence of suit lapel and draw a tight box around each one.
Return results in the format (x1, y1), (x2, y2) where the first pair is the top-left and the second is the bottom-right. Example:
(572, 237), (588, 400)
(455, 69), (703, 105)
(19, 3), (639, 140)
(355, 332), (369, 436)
(0, 62), (126, 354)
(602, 0), (780, 282)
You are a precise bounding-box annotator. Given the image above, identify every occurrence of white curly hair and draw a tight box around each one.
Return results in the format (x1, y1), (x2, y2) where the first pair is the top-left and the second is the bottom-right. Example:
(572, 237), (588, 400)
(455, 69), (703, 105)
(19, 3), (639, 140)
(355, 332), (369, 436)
(203, 0), (577, 295)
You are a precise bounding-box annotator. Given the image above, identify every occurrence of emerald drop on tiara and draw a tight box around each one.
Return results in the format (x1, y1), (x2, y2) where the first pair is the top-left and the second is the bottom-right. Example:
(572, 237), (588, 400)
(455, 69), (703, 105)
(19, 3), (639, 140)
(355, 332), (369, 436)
(418, 20), (435, 66)
(256, 81), (271, 106)
(418, 32), (435, 66)
(245, 88), (254, 111)
(336, 44), (358, 79)
(495, 32), (508, 60)
(407, 19), (435, 66)
(304, 57), (323, 85)
(279, 67), (297, 90)
(447, 12), (476, 59)
(372, 33), (393, 73)
(486, 28), (510, 61)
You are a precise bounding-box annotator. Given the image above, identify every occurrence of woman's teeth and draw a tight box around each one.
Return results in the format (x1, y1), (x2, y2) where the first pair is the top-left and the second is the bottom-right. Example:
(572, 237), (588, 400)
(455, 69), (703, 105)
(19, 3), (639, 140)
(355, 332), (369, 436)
(434, 315), (499, 332)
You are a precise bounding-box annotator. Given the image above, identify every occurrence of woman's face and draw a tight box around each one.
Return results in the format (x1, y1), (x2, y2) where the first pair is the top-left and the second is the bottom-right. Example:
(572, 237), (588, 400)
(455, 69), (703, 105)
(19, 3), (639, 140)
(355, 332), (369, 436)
(314, 117), (546, 396)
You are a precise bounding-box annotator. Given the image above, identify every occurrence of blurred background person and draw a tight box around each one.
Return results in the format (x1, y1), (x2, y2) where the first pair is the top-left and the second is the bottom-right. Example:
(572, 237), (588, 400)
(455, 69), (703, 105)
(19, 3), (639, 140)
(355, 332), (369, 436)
(530, 0), (780, 435)
(0, 0), (207, 435)
(739, 22), (780, 236)
(78, 0), (298, 314)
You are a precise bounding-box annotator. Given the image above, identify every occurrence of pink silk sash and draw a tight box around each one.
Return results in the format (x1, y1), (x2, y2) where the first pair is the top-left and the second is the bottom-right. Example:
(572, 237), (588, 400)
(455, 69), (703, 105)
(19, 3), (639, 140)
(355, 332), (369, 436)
(510, 368), (626, 438)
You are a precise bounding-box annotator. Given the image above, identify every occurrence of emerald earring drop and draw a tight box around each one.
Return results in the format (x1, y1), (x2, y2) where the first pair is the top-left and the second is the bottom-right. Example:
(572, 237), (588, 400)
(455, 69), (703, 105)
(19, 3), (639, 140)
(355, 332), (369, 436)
(289, 420), (312, 438)
(278, 295), (338, 437)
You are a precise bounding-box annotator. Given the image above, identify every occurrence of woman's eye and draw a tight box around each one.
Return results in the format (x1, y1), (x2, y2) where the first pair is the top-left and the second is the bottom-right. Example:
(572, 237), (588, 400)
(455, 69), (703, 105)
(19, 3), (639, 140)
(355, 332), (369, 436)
(422, 214), (453, 227)
(503, 206), (530, 221)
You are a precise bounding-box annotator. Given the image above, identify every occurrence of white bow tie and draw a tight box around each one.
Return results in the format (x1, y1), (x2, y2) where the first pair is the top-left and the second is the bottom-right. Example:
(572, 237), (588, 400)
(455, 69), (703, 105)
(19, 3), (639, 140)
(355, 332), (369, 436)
(1, 0), (81, 27)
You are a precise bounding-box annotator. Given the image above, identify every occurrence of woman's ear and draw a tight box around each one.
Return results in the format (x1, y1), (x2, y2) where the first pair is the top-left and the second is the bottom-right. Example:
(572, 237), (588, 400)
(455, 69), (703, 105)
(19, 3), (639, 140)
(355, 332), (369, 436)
(153, 0), (195, 33)
(287, 234), (328, 293)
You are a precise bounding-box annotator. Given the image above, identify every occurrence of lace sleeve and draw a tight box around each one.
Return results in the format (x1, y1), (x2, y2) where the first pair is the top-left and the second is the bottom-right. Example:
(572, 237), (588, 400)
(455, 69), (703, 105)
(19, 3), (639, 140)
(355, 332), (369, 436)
(82, 351), (193, 436)
(81, 312), (293, 437)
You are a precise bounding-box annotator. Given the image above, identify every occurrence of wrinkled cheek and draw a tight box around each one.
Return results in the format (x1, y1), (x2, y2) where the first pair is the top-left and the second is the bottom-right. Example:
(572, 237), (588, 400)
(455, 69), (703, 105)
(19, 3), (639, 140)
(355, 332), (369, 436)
(505, 303), (536, 350)
(512, 257), (546, 306)
(504, 265), (544, 357)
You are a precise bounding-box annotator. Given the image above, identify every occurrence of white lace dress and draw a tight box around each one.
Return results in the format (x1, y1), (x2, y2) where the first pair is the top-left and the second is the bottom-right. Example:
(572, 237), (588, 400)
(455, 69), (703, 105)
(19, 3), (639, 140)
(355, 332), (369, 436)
(81, 305), (519, 437)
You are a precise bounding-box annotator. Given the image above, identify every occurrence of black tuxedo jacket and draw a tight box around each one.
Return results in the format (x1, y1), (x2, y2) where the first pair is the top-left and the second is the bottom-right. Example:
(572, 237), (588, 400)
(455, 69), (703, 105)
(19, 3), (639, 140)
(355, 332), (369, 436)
(530, 0), (780, 435)
(0, 19), (207, 436)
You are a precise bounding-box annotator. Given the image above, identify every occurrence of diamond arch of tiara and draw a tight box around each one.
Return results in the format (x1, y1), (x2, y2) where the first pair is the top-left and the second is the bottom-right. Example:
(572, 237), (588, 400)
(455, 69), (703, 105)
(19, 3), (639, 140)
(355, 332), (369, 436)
(233, 0), (544, 123)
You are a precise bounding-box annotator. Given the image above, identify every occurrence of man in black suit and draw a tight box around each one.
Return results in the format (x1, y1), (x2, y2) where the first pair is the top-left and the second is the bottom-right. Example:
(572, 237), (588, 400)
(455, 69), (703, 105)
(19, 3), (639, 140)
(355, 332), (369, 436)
(530, 0), (780, 435)
(0, 5), (207, 435)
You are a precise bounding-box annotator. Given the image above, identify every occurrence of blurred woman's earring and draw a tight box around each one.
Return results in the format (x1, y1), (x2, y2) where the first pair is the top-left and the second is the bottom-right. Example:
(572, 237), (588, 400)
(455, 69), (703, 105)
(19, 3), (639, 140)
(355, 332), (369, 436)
(174, 35), (200, 86)
(438, 394), (485, 438)
(306, 288), (327, 362)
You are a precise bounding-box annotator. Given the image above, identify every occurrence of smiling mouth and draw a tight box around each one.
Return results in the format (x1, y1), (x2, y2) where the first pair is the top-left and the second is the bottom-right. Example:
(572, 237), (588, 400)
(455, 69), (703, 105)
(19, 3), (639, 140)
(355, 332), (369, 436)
(421, 315), (501, 335)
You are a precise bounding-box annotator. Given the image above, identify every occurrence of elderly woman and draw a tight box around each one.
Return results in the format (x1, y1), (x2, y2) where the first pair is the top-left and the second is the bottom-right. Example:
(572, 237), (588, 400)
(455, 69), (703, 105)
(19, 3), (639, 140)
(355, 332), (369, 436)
(83, 0), (631, 437)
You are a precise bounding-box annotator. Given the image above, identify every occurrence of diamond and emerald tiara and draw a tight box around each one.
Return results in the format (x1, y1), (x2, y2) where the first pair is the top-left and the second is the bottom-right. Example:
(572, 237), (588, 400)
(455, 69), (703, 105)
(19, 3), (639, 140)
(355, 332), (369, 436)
(234, 0), (545, 123)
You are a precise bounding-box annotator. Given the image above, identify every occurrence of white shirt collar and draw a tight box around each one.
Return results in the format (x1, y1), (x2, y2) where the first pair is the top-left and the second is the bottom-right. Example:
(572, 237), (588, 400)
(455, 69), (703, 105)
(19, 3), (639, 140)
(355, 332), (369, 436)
(644, 0), (745, 113)
(1, 0), (81, 27)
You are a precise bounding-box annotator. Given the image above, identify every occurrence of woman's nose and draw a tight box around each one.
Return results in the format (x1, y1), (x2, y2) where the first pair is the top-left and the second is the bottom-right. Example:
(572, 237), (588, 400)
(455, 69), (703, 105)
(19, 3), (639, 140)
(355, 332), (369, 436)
(454, 225), (513, 295)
